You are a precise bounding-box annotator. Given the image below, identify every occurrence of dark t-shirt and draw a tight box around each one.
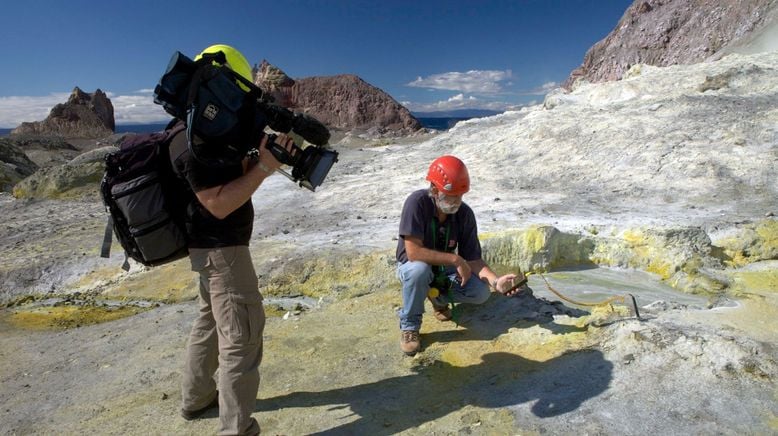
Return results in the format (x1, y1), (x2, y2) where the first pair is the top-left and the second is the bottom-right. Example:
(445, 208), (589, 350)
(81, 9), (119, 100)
(395, 189), (482, 264)
(169, 130), (254, 248)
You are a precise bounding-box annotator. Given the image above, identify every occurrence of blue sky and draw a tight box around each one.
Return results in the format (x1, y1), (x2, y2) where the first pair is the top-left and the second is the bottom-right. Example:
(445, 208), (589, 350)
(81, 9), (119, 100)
(0, 0), (632, 127)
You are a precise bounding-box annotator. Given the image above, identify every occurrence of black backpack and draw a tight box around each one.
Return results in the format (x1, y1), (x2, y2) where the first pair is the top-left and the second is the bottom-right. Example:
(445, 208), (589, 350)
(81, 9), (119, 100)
(100, 122), (190, 270)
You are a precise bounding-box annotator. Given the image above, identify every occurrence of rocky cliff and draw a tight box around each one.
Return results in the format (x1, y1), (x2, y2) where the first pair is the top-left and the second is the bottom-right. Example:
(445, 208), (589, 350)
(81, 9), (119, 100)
(254, 60), (422, 135)
(11, 87), (115, 139)
(564, 0), (778, 89)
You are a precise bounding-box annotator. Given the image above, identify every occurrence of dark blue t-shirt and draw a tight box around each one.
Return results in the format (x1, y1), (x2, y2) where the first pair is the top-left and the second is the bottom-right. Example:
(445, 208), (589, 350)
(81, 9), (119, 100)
(395, 189), (482, 263)
(169, 130), (254, 248)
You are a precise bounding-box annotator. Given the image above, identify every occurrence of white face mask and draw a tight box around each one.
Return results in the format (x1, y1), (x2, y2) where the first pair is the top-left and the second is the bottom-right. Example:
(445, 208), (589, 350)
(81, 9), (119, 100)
(435, 191), (462, 214)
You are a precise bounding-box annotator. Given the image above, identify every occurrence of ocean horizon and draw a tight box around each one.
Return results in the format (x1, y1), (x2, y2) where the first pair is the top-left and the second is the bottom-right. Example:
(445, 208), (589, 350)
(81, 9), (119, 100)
(0, 117), (473, 137)
(0, 123), (170, 137)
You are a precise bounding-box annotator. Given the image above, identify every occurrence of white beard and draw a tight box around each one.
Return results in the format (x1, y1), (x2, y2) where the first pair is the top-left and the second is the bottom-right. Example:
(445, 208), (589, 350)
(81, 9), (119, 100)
(435, 194), (461, 214)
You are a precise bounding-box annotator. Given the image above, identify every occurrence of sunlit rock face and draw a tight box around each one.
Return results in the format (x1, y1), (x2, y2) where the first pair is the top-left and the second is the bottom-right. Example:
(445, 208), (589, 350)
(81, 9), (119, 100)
(563, 0), (778, 89)
(10, 87), (115, 139)
(253, 60), (422, 135)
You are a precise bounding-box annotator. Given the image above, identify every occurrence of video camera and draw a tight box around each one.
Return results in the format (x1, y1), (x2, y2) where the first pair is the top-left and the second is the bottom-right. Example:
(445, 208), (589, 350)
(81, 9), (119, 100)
(153, 51), (338, 191)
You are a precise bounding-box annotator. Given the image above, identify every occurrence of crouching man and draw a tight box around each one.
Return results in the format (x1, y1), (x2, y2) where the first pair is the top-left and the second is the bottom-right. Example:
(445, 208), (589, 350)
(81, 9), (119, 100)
(396, 155), (522, 355)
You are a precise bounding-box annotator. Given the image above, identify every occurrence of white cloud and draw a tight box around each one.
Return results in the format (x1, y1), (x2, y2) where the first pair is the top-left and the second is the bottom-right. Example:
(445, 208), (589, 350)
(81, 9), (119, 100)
(540, 81), (558, 92)
(0, 91), (171, 128)
(0, 93), (69, 128)
(518, 81), (560, 96)
(404, 94), (520, 113)
(111, 94), (170, 124)
(447, 93), (475, 103)
(407, 70), (513, 94)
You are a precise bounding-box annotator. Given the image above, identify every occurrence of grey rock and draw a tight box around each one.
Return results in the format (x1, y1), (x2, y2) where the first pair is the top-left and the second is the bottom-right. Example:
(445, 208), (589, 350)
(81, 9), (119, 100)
(68, 146), (118, 166)
(11, 87), (115, 139)
(0, 138), (39, 192)
(12, 161), (104, 200)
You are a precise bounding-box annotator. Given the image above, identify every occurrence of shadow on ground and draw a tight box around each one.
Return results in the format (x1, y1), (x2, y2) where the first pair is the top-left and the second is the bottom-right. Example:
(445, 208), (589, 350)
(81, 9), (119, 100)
(256, 349), (612, 434)
(423, 289), (591, 345)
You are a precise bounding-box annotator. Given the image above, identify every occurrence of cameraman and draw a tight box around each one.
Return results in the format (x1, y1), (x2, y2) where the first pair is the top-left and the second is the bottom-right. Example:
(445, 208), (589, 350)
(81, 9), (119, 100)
(169, 44), (293, 436)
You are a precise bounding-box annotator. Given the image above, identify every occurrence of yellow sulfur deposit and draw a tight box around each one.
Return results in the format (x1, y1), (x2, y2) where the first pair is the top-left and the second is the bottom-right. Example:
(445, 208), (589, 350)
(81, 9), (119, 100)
(6, 305), (144, 331)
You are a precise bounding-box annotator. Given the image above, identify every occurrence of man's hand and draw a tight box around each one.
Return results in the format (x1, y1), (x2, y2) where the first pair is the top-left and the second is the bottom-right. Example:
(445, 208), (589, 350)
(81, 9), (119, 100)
(404, 238), (471, 285)
(196, 133), (297, 220)
(258, 133), (296, 173)
(453, 256), (472, 286)
(494, 273), (520, 296)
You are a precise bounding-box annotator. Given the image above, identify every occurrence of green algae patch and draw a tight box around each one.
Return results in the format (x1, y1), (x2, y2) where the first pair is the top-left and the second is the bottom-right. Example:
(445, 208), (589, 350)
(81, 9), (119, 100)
(262, 251), (396, 299)
(481, 225), (595, 273)
(6, 305), (144, 331)
(715, 219), (778, 267)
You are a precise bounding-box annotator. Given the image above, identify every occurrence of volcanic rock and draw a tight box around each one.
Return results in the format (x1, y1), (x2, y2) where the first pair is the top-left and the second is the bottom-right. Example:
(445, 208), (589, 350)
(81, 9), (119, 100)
(0, 139), (38, 192)
(563, 0), (778, 89)
(11, 145), (115, 200)
(3, 135), (79, 168)
(254, 60), (422, 135)
(11, 87), (115, 139)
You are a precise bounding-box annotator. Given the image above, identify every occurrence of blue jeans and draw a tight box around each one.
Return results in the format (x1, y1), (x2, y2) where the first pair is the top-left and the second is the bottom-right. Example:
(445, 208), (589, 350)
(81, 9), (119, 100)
(397, 261), (491, 331)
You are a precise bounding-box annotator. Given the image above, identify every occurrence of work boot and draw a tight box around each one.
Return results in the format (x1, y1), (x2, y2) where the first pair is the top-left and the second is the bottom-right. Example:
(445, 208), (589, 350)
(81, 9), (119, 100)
(181, 391), (219, 421)
(400, 330), (420, 356)
(428, 296), (452, 321)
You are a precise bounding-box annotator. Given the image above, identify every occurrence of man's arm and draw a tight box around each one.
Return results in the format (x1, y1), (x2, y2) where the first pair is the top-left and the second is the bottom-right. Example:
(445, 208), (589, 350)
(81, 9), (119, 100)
(196, 134), (294, 219)
(468, 259), (522, 297)
(404, 236), (472, 285)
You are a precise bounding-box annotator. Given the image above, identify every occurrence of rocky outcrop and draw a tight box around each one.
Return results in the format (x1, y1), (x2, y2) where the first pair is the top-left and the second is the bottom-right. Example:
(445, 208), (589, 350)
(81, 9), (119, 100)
(0, 139), (39, 192)
(564, 0), (778, 89)
(11, 146), (113, 200)
(11, 87), (115, 139)
(4, 135), (79, 168)
(254, 60), (422, 135)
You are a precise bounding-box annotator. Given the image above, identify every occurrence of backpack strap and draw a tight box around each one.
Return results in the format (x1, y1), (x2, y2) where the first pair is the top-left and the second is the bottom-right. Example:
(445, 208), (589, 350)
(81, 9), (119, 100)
(100, 216), (113, 258)
(100, 216), (132, 271)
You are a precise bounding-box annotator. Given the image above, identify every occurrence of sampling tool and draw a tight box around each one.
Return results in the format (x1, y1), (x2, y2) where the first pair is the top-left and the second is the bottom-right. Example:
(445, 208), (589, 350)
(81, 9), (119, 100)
(531, 272), (642, 320)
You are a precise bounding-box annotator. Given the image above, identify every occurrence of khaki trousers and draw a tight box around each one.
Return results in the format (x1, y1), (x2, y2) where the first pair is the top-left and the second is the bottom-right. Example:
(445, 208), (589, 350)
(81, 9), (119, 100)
(181, 246), (265, 436)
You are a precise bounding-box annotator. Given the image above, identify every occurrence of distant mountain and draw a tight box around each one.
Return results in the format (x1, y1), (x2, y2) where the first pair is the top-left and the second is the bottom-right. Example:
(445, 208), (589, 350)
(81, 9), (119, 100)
(254, 60), (422, 135)
(412, 109), (502, 118)
(11, 87), (115, 139)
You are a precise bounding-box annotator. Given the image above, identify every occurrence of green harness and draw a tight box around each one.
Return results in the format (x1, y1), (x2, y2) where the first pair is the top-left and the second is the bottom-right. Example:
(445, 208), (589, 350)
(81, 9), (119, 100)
(430, 218), (461, 322)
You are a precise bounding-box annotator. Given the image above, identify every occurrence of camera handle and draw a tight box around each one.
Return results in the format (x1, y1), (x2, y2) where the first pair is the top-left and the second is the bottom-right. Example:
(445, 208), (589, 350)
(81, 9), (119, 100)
(264, 134), (297, 166)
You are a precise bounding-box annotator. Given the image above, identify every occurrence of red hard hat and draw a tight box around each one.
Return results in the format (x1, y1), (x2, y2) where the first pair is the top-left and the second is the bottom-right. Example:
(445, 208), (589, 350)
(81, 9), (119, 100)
(426, 155), (470, 195)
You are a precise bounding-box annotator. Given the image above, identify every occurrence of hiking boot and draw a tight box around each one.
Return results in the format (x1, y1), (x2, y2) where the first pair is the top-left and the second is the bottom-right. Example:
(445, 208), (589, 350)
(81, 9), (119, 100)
(400, 330), (420, 356)
(428, 296), (452, 321)
(181, 392), (219, 421)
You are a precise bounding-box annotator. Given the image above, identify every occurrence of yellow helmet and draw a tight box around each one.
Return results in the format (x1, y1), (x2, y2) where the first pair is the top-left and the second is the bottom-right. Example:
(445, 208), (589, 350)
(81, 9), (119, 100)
(195, 44), (253, 91)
